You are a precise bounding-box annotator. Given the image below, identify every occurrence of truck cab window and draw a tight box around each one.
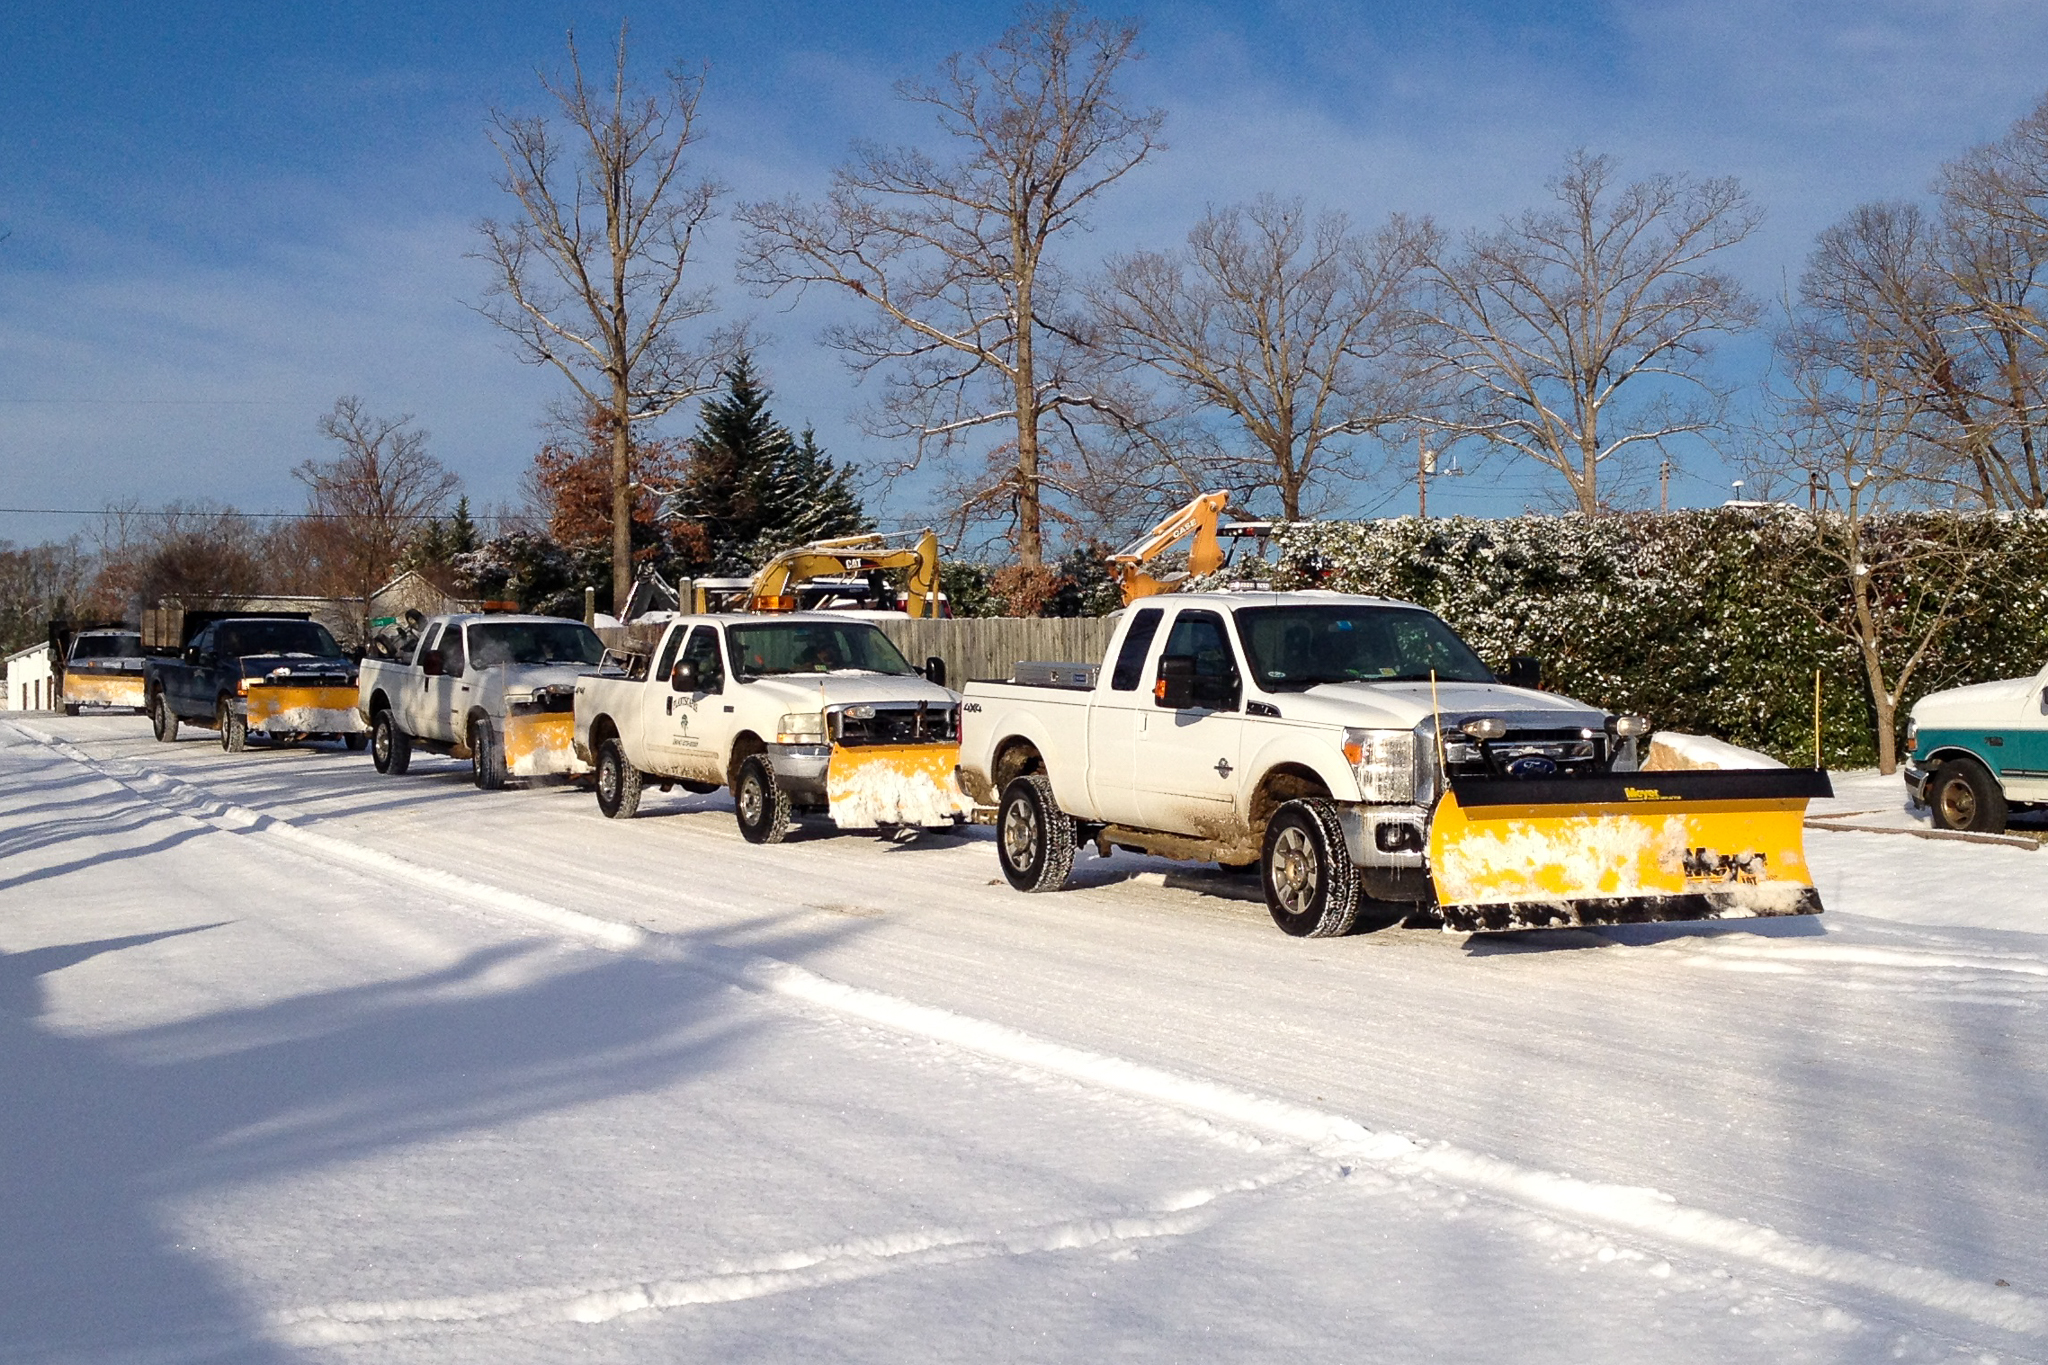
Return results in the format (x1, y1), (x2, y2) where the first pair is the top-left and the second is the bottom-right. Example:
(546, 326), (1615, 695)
(441, 626), (467, 676)
(653, 627), (685, 685)
(415, 624), (441, 667)
(683, 627), (726, 691)
(1160, 610), (1241, 710)
(1109, 608), (1164, 691)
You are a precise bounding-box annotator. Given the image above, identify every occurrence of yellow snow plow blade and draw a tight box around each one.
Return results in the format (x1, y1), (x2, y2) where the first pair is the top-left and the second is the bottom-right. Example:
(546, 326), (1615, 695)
(826, 744), (975, 828)
(1427, 769), (1831, 933)
(63, 671), (145, 709)
(503, 712), (585, 778)
(244, 685), (364, 735)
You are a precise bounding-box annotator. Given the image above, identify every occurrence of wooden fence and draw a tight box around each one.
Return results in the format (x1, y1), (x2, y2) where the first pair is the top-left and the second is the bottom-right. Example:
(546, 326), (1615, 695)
(599, 615), (1118, 685)
(876, 616), (1117, 684)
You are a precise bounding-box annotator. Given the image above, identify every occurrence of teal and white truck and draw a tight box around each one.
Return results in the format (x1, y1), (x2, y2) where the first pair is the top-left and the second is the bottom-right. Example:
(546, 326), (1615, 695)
(1904, 661), (2048, 833)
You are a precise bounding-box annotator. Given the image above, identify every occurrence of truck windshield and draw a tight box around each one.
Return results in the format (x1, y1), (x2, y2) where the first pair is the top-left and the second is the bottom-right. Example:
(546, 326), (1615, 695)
(726, 621), (915, 679)
(215, 622), (343, 658)
(1233, 605), (1494, 689)
(467, 621), (605, 668)
(70, 633), (141, 661)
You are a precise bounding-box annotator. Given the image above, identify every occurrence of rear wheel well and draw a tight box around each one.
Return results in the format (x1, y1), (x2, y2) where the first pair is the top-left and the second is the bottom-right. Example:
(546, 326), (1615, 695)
(992, 739), (1044, 791)
(588, 714), (619, 750)
(1249, 764), (1332, 838)
(369, 690), (391, 716)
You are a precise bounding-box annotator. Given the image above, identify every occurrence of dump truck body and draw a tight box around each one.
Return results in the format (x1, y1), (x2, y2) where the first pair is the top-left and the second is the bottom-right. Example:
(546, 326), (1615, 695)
(574, 612), (969, 837)
(959, 592), (1828, 936)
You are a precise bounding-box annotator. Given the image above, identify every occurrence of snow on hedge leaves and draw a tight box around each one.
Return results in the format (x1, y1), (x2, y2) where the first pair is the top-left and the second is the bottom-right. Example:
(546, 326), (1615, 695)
(1270, 509), (2048, 768)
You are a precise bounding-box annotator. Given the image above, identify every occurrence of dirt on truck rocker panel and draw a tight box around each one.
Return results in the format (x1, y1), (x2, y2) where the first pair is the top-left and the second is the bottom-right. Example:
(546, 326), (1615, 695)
(956, 591), (1831, 937)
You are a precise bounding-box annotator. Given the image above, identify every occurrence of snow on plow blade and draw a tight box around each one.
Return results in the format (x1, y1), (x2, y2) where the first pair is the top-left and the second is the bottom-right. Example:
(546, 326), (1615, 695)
(827, 744), (975, 828)
(1427, 769), (1832, 933)
(245, 685), (365, 735)
(503, 712), (586, 778)
(63, 672), (145, 709)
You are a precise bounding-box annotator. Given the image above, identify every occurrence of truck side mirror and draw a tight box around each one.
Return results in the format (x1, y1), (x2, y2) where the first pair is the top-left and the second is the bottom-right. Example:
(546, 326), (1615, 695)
(1154, 655), (1196, 709)
(924, 656), (947, 689)
(183, 646), (200, 666)
(2040, 685), (2047, 716)
(420, 649), (444, 677)
(1505, 655), (1542, 690)
(670, 660), (698, 692)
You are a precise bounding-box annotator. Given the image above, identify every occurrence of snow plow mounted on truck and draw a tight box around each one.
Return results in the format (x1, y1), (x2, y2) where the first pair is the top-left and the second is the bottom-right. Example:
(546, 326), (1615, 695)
(574, 613), (970, 840)
(957, 592), (1830, 936)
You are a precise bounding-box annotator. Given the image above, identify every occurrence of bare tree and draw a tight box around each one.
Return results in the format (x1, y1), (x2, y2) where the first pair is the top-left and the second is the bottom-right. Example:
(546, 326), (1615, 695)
(1787, 98), (2048, 512)
(89, 502), (267, 617)
(1412, 151), (1760, 514)
(476, 25), (723, 612)
(1758, 334), (1987, 774)
(737, 4), (1163, 564)
(1092, 197), (1423, 519)
(296, 397), (461, 632)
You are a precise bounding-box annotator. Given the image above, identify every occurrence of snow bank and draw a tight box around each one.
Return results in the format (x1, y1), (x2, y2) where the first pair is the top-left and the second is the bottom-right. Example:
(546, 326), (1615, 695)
(1643, 732), (1786, 771)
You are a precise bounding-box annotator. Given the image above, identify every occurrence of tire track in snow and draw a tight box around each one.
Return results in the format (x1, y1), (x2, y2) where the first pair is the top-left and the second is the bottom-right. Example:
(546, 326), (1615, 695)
(17, 723), (2048, 1343)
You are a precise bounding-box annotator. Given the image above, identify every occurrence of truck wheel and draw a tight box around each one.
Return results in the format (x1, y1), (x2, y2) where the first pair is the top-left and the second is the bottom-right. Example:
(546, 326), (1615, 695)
(595, 737), (643, 819)
(342, 732), (368, 752)
(1929, 757), (2007, 834)
(996, 773), (1076, 893)
(218, 700), (247, 753)
(371, 711), (411, 775)
(63, 703), (80, 717)
(149, 692), (179, 743)
(1261, 798), (1360, 938)
(734, 755), (791, 844)
(470, 720), (507, 791)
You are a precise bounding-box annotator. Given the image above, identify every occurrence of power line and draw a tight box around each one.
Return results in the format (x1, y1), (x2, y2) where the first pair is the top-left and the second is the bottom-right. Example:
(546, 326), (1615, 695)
(0, 506), (514, 522)
(0, 398), (298, 406)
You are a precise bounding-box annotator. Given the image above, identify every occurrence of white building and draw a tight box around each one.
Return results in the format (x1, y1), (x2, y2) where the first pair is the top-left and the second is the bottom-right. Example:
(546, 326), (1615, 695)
(4, 642), (57, 712)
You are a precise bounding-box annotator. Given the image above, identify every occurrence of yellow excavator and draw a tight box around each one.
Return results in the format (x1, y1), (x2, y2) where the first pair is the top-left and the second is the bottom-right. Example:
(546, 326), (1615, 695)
(689, 529), (945, 617)
(1109, 492), (1232, 604)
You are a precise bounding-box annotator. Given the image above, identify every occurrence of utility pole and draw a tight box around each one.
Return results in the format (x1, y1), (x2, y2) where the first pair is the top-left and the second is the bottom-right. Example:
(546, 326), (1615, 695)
(1659, 458), (1671, 513)
(1418, 429), (1434, 519)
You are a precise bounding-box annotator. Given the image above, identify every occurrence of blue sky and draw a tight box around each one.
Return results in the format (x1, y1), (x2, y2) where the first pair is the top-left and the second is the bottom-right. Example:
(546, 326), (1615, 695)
(3, 0), (2046, 549)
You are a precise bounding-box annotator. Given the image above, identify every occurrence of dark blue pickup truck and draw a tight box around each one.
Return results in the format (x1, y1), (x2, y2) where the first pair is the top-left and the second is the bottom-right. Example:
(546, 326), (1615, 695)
(144, 615), (367, 752)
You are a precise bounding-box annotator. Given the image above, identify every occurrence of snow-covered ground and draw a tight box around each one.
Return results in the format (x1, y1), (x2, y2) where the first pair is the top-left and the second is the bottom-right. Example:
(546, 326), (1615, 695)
(2, 714), (2044, 1364)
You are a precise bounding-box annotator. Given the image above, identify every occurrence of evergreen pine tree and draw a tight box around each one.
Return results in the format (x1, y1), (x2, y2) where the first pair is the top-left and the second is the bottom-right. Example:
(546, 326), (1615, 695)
(668, 355), (870, 572)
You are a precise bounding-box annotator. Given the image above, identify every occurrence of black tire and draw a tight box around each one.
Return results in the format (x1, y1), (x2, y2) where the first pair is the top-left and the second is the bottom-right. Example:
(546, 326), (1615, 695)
(734, 754), (791, 844)
(594, 737), (643, 819)
(996, 773), (1077, 893)
(1929, 757), (2008, 834)
(371, 710), (411, 775)
(149, 691), (179, 743)
(470, 719), (507, 791)
(342, 732), (368, 751)
(63, 703), (80, 717)
(218, 699), (247, 753)
(1261, 798), (1360, 938)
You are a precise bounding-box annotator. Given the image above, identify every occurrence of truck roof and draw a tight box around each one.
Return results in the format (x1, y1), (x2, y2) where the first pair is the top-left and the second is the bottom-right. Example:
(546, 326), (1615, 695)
(1124, 590), (1423, 613)
(432, 613), (597, 628)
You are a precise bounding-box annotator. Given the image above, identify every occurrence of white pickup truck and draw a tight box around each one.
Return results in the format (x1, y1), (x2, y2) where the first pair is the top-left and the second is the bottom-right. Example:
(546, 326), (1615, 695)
(1904, 659), (2048, 832)
(958, 591), (1830, 937)
(572, 612), (970, 841)
(357, 613), (606, 788)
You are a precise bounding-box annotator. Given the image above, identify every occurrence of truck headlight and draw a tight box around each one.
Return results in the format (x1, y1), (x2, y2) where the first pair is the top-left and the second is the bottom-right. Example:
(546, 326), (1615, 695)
(1905, 717), (1918, 753)
(1611, 714), (1651, 738)
(1343, 727), (1416, 803)
(777, 712), (827, 745)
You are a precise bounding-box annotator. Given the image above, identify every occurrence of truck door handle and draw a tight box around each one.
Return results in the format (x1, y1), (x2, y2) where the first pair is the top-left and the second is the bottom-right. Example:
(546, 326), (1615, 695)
(1214, 759), (1233, 778)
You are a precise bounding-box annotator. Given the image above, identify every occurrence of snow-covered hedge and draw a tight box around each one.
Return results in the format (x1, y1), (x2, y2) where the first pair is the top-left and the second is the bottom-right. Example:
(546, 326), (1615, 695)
(1269, 509), (2048, 767)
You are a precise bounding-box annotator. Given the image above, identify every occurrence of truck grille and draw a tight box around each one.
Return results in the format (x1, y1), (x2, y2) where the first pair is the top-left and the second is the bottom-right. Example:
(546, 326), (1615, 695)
(1442, 727), (1608, 779)
(831, 704), (958, 747)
